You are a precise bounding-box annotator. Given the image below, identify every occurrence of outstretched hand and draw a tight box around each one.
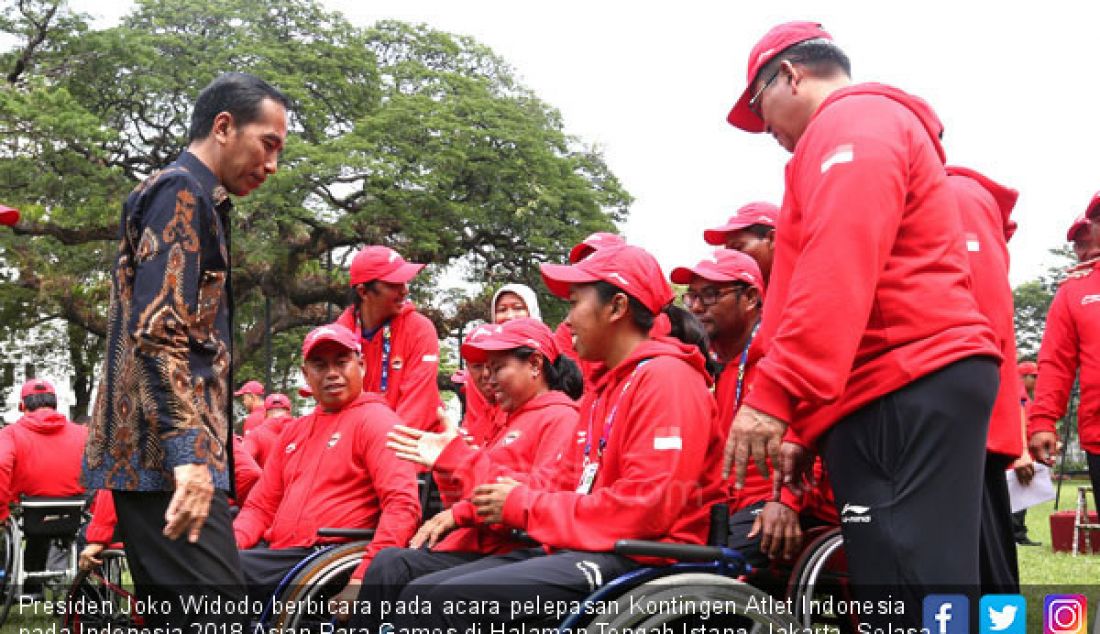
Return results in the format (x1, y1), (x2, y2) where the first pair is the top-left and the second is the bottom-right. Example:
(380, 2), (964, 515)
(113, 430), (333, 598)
(387, 409), (460, 469)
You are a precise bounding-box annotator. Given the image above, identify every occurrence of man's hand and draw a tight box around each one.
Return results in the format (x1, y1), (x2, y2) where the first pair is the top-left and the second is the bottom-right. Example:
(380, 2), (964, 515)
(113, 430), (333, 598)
(747, 502), (803, 561)
(410, 509), (458, 549)
(164, 463), (213, 542)
(79, 543), (107, 571)
(775, 441), (816, 499)
(328, 579), (361, 623)
(1029, 431), (1059, 466)
(1012, 453), (1036, 486)
(471, 477), (521, 525)
(722, 405), (788, 489)
(387, 416), (459, 469)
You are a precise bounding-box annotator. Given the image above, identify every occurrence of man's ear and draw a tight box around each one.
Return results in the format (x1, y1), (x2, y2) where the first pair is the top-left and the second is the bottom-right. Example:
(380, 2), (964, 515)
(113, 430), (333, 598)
(211, 111), (235, 143)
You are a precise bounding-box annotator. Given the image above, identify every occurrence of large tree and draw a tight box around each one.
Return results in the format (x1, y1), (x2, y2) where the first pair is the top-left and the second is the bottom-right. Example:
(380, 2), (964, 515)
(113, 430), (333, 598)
(0, 0), (630, 412)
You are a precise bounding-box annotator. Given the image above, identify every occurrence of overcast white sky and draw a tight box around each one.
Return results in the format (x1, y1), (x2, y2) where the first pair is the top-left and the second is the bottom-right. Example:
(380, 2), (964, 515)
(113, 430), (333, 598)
(69, 0), (1096, 287)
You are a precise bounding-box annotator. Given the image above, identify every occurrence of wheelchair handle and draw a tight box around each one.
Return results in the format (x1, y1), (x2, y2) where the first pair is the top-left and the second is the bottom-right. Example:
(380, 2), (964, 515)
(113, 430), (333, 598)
(317, 528), (376, 539)
(614, 539), (727, 562)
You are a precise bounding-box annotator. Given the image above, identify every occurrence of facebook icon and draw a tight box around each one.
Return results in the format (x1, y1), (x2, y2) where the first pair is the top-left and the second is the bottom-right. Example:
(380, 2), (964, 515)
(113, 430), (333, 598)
(923, 595), (969, 634)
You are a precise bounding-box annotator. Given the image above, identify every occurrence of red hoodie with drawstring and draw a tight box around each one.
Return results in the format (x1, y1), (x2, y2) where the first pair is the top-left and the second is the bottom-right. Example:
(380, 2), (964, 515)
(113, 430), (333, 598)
(743, 84), (1000, 445)
(947, 166), (1023, 459)
(0, 408), (87, 522)
(336, 302), (441, 431)
(1029, 260), (1100, 453)
(429, 391), (578, 555)
(501, 338), (723, 559)
(243, 414), (293, 468)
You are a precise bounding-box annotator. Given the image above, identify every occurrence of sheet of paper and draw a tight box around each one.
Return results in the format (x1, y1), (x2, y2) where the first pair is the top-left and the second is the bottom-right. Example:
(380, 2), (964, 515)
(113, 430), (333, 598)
(1006, 462), (1056, 513)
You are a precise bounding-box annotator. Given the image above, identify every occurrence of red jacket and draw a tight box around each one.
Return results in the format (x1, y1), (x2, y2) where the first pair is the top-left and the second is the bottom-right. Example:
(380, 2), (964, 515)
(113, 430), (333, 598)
(336, 303), (441, 431)
(86, 435), (261, 543)
(744, 84), (1000, 445)
(0, 409), (87, 522)
(501, 338), (723, 559)
(243, 415), (292, 468)
(459, 375), (497, 448)
(1030, 262), (1100, 453)
(947, 166), (1022, 458)
(431, 391), (578, 555)
(716, 332), (836, 523)
(242, 406), (266, 436)
(233, 393), (421, 579)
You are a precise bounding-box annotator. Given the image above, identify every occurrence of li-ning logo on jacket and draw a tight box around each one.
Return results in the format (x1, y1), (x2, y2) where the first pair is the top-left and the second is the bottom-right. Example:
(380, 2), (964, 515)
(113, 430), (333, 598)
(1081, 294), (1100, 306)
(841, 503), (871, 523)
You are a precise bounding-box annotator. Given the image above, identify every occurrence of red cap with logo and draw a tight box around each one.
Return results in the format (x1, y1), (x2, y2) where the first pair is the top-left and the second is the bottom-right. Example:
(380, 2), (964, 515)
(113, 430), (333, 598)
(569, 232), (626, 264)
(703, 202), (779, 245)
(1085, 192), (1100, 220)
(0, 205), (19, 227)
(1068, 214), (1090, 241)
(349, 246), (425, 286)
(541, 244), (674, 314)
(302, 323), (361, 359)
(460, 318), (559, 364)
(264, 393), (291, 410)
(727, 21), (833, 133)
(234, 380), (264, 397)
(20, 378), (56, 399)
(1017, 361), (1038, 377)
(670, 249), (766, 297)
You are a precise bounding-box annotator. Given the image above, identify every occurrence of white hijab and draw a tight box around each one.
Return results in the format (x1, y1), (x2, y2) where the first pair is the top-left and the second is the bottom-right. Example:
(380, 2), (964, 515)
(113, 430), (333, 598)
(490, 283), (542, 323)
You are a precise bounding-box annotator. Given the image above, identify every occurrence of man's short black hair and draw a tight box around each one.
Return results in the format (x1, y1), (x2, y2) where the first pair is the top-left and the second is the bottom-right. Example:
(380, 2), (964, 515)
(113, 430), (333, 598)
(188, 73), (292, 142)
(753, 38), (851, 89)
(744, 223), (775, 239)
(22, 393), (57, 412)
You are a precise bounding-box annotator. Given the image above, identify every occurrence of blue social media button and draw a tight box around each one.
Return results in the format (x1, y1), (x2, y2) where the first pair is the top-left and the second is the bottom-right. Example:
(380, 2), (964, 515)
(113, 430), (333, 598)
(924, 594), (969, 634)
(980, 594), (1026, 634)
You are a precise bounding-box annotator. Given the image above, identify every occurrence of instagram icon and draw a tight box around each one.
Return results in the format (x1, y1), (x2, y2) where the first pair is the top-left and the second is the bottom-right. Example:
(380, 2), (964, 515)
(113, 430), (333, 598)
(1044, 595), (1087, 634)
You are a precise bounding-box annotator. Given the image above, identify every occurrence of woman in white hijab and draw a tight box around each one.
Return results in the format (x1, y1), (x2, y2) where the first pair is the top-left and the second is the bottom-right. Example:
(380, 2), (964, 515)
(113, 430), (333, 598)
(490, 283), (541, 324)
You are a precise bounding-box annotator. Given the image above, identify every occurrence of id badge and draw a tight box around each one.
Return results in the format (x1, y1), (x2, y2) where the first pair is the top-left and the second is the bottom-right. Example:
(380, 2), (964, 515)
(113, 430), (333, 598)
(576, 461), (599, 494)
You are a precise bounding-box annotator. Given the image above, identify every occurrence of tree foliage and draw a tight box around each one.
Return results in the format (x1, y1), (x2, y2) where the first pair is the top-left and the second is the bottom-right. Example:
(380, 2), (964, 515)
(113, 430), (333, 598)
(0, 0), (630, 413)
(1013, 245), (1074, 360)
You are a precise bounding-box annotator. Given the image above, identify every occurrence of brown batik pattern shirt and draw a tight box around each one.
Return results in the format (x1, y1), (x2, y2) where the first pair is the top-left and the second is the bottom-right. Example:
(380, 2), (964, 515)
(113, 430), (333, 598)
(83, 151), (233, 492)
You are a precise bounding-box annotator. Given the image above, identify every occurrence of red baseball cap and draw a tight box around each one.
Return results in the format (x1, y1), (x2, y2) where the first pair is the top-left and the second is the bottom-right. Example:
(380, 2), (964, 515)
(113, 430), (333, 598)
(1085, 192), (1100, 220)
(703, 202), (779, 245)
(264, 393), (291, 410)
(727, 21), (833, 133)
(460, 318), (559, 364)
(568, 232), (626, 264)
(1017, 361), (1038, 377)
(302, 323), (361, 359)
(20, 378), (55, 399)
(541, 244), (674, 314)
(0, 205), (19, 227)
(234, 380), (264, 397)
(670, 249), (765, 297)
(349, 246), (425, 286)
(1068, 214), (1090, 241)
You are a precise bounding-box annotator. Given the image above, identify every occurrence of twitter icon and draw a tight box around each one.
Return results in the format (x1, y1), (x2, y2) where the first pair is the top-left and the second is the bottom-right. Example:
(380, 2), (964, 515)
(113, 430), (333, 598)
(981, 595), (1026, 634)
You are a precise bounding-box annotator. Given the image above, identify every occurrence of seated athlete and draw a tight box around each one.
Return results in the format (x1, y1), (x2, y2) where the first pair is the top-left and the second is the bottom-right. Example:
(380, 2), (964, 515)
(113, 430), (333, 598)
(233, 324), (421, 601)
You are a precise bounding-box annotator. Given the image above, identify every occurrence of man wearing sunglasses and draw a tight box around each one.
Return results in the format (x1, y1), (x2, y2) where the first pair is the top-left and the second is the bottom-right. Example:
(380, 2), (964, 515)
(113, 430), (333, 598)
(723, 21), (1000, 628)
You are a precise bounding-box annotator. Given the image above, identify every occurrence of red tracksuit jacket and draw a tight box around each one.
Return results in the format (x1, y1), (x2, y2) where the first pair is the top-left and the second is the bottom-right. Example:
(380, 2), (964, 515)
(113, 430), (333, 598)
(336, 302), (441, 431)
(233, 393), (421, 579)
(0, 408), (87, 522)
(243, 415), (292, 468)
(430, 390), (578, 555)
(501, 338), (723, 558)
(242, 406), (266, 436)
(86, 435), (262, 543)
(947, 166), (1023, 458)
(743, 83), (1000, 444)
(1030, 262), (1100, 453)
(459, 376), (497, 448)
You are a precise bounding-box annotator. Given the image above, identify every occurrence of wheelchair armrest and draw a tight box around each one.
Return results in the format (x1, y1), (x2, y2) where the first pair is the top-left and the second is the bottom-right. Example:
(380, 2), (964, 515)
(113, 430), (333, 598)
(21, 495), (87, 508)
(614, 539), (729, 562)
(510, 529), (539, 546)
(317, 528), (376, 539)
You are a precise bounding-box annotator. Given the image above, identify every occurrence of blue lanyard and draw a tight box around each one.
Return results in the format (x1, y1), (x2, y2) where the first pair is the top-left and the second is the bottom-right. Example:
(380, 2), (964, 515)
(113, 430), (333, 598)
(584, 359), (651, 462)
(734, 320), (761, 407)
(379, 323), (392, 393)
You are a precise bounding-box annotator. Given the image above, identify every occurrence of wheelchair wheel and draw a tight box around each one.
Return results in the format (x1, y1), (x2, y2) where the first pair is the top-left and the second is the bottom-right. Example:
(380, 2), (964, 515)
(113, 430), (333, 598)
(0, 520), (17, 626)
(61, 550), (142, 633)
(786, 527), (856, 632)
(580, 572), (797, 633)
(265, 541), (368, 632)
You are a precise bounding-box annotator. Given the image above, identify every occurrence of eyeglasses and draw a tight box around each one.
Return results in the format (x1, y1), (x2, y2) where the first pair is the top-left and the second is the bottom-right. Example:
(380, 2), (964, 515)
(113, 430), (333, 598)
(747, 68), (782, 118)
(681, 286), (744, 308)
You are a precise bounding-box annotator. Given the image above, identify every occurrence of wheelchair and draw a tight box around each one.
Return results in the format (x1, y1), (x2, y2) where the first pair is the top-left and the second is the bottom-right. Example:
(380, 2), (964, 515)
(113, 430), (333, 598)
(0, 495), (87, 626)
